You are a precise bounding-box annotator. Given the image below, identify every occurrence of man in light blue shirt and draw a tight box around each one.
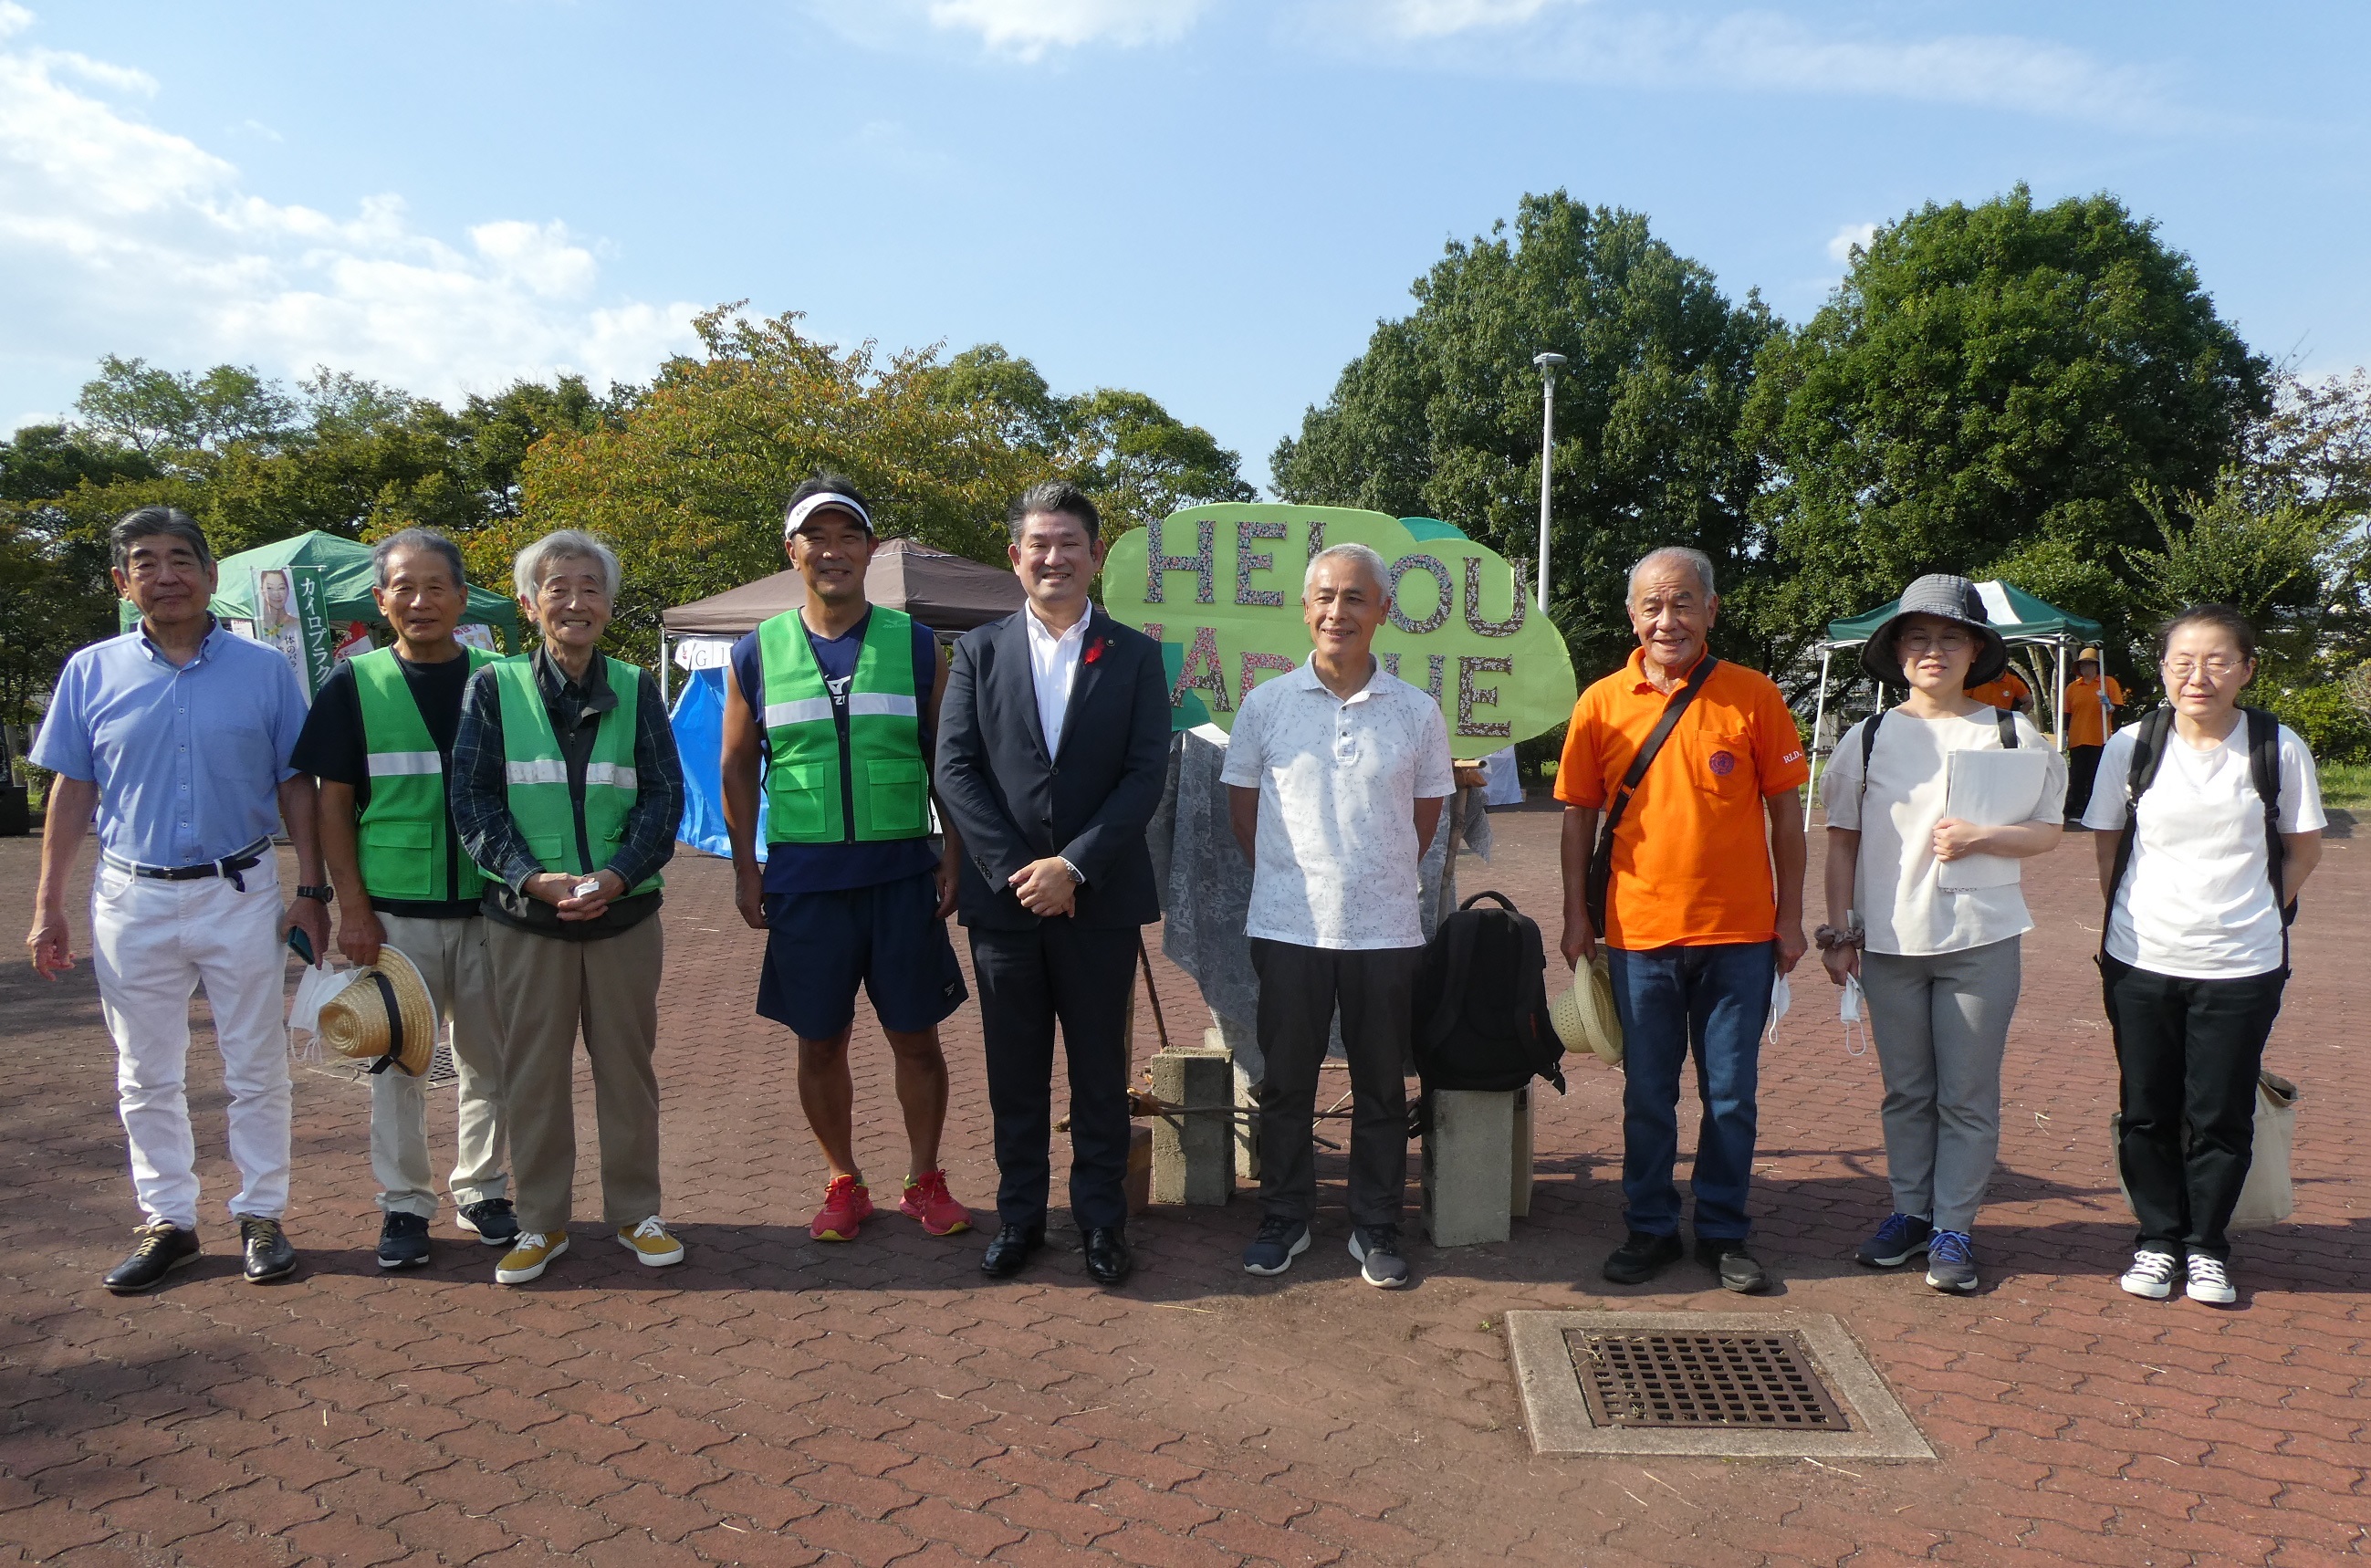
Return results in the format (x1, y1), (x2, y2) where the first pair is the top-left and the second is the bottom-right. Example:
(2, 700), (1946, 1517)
(27, 507), (326, 1293)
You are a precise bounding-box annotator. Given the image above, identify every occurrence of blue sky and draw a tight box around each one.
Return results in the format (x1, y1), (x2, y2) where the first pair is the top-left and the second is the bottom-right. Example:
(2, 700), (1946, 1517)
(5, 1), (2366, 487)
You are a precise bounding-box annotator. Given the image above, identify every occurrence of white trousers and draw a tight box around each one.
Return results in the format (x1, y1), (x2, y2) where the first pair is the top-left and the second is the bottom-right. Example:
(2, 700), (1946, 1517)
(370, 913), (508, 1218)
(90, 857), (292, 1227)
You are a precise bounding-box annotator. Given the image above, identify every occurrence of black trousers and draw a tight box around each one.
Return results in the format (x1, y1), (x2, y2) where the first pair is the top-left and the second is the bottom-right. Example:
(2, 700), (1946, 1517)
(1250, 938), (1417, 1230)
(2066, 744), (2104, 821)
(968, 923), (1140, 1234)
(2101, 954), (2285, 1260)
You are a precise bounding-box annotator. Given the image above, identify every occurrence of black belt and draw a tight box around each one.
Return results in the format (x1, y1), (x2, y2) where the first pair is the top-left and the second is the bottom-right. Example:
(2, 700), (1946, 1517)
(102, 837), (275, 894)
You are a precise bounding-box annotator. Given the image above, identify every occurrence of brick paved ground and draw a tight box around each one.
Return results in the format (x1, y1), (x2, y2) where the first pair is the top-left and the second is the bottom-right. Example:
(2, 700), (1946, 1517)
(3, 804), (2365, 1566)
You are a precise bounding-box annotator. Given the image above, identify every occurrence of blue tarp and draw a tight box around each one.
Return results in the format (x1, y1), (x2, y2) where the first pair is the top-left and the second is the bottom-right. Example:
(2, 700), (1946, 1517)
(670, 668), (766, 860)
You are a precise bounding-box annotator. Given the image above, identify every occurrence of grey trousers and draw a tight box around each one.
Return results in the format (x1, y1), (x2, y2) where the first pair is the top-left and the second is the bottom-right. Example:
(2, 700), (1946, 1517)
(1860, 936), (2021, 1235)
(371, 913), (508, 1218)
(1249, 939), (1416, 1229)
(485, 915), (664, 1234)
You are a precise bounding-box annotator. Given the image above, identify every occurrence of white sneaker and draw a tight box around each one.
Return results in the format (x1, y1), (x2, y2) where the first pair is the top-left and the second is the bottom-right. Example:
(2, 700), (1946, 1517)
(2118, 1249), (2178, 1300)
(2184, 1253), (2237, 1305)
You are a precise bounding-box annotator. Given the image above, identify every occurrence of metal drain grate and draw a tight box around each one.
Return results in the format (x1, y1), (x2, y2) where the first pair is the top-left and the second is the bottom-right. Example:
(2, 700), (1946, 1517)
(1567, 1330), (1850, 1430)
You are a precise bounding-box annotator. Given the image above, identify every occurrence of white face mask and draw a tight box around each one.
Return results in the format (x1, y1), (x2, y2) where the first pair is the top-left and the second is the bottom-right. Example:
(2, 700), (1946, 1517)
(1764, 972), (1791, 1044)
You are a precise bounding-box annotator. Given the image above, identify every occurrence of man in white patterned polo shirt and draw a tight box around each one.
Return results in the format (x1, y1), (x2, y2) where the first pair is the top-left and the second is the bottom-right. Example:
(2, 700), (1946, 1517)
(1222, 541), (1455, 1289)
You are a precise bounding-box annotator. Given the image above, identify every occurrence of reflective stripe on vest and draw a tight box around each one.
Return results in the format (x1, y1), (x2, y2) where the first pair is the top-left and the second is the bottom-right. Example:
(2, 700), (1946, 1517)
(490, 654), (663, 894)
(757, 605), (931, 844)
(352, 645), (497, 903)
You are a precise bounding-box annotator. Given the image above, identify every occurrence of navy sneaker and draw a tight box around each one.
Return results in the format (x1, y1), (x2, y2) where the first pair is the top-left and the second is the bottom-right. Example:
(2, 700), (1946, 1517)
(1855, 1213), (1934, 1269)
(1243, 1217), (1311, 1277)
(1925, 1228), (1978, 1292)
(377, 1212), (432, 1270)
(1349, 1226), (1410, 1290)
(455, 1198), (520, 1247)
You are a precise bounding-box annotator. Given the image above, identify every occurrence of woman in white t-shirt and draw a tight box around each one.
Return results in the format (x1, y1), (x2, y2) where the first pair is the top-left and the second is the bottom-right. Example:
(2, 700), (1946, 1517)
(1818, 575), (2066, 1294)
(2084, 605), (2324, 1306)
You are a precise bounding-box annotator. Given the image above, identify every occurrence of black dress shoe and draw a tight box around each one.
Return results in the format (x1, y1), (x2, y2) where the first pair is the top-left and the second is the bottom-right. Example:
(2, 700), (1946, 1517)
(1602, 1229), (1685, 1285)
(1694, 1237), (1772, 1294)
(378, 1212), (432, 1270)
(238, 1215), (298, 1283)
(1082, 1227), (1133, 1287)
(103, 1220), (200, 1294)
(980, 1224), (1043, 1278)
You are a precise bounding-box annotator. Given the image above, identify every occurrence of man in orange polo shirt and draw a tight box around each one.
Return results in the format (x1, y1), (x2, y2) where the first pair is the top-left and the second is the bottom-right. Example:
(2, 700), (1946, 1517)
(1557, 546), (1809, 1292)
(1964, 668), (2032, 714)
(2060, 647), (2125, 821)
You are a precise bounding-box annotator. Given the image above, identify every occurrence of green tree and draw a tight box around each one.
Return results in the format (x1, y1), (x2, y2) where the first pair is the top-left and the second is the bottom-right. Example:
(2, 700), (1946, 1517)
(1270, 191), (1778, 681)
(496, 308), (1061, 657)
(925, 344), (1254, 536)
(74, 356), (300, 460)
(1747, 184), (2271, 674)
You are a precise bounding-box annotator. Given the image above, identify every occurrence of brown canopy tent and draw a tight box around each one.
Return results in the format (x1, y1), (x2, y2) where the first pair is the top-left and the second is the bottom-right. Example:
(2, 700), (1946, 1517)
(657, 538), (1025, 700)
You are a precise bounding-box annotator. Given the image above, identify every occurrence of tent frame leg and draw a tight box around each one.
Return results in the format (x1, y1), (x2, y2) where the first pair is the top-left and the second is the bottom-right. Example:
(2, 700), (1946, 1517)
(1804, 646), (1833, 832)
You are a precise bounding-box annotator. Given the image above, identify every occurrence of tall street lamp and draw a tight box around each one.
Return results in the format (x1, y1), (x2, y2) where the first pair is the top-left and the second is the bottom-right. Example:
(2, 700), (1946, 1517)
(1532, 351), (1567, 616)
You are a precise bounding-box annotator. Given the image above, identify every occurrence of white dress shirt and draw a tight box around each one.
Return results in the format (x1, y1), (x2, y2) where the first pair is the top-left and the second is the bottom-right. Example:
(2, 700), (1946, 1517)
(1023, 602), (1090, 758)
(1219, 656), (1456, 950)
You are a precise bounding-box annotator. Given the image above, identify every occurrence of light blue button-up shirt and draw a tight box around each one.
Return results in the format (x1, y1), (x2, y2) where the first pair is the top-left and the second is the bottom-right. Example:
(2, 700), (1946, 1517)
(31, 620), (309, 868)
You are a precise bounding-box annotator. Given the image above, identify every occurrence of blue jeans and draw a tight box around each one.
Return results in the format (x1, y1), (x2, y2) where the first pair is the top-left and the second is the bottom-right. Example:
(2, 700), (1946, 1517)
(1607, 940), (1776, 1241)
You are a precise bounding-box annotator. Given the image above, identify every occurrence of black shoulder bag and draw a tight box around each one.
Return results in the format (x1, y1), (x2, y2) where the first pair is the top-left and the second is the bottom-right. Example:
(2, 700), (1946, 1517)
(1584, 657), (1718, 937)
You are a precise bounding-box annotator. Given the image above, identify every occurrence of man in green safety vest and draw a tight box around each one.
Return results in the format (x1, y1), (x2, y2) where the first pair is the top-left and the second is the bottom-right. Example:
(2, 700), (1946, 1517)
(719, 476), (975, 1245)
(293, 529), (517, 1270)
(450, 529), (686, 1286)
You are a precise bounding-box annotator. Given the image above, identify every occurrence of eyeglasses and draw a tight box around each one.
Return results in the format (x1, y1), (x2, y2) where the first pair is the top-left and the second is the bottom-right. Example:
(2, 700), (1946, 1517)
(2162, 655), (2243, 680)
(1897, 631), (1971, 654)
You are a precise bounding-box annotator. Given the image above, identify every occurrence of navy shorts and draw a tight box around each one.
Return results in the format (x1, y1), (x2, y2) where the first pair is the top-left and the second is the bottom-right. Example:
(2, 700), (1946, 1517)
(757, 871), (967, 1040)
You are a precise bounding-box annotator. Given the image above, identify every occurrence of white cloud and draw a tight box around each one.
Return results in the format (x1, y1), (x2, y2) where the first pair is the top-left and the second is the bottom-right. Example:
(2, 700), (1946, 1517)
(1825, 221), (1875, 264)
(1327, 2), (2170, 126)
(922, 0), (1211, 57)
(0, 7), (700, 408)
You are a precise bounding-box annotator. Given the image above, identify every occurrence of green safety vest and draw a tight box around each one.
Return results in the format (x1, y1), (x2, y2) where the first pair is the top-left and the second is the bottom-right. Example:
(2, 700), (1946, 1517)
(493, 654), (663, 894)
(353, 645), (499, 903)
(757, 605), (931, 844)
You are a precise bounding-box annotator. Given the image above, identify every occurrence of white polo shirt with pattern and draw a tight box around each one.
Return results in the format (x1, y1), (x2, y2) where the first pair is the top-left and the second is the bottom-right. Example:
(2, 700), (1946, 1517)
(1220, 655), (1457, 952)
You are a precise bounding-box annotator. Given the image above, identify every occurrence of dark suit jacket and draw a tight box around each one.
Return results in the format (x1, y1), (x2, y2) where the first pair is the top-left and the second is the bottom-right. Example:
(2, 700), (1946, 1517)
(935, 606), (1171, 930)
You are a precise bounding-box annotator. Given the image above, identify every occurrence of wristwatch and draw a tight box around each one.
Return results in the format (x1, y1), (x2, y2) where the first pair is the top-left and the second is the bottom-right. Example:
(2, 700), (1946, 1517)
(296, 884), (335, 904)
(1060, 858), (1085, 885)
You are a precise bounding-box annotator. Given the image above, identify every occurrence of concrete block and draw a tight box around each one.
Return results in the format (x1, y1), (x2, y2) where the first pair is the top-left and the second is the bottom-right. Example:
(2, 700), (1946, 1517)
(1233, 1061), (1261, 1183)
(1150, 1046), (1234, 1206)
(1206, 1013), (1263, 1182)
(1510, 1085), (1534, 1218)
(1423, 1089), (1515, 1247)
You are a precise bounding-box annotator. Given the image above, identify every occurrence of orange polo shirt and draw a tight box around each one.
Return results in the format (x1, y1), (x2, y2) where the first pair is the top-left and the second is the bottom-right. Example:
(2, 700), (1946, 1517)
(2063, 674), (2126, 748)
(1554, 650), (1810, 951)
(1965, 671), (2031, 711)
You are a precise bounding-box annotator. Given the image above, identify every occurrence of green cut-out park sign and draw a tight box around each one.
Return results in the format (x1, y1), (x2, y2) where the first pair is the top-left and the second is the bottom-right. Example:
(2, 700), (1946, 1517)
(1102, 505), (1576, 746)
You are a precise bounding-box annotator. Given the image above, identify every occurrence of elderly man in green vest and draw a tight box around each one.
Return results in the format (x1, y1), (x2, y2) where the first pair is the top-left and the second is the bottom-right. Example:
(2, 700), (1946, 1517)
(451, 529), (685, 1285)
(719, 476), (974, 1245)
(294, 528), (517, 1270)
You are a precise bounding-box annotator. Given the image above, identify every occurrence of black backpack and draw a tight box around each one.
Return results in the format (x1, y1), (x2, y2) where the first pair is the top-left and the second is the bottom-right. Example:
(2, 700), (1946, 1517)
(1411, 892), (1566, 1094)
(2102, 705), (2294, 960)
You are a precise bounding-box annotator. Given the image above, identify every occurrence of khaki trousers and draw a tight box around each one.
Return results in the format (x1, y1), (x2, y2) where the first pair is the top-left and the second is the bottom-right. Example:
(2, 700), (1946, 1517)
(485, 915), (664, 1233)
(371, 913), (507, 1218)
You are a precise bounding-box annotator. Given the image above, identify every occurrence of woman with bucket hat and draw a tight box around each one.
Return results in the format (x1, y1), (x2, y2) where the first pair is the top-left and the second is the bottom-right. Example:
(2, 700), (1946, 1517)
(1816, 574), (2065, 1291)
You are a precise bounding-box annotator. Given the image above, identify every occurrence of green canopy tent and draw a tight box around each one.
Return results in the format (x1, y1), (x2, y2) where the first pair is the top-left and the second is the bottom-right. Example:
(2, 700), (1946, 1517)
(117, 530), (521, 650)
(1805, 580), (2105, 822)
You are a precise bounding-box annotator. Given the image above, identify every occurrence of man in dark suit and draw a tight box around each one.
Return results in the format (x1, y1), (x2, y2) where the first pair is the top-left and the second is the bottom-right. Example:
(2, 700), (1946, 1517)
(935, 481), (1171, 1285)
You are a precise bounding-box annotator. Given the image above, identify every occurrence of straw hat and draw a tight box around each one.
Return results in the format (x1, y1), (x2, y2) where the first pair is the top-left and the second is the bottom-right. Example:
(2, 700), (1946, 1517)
(1550, 954), (1624, 1068)
(2076, 646), (2103, 665)
(318, 947), (436, 1077)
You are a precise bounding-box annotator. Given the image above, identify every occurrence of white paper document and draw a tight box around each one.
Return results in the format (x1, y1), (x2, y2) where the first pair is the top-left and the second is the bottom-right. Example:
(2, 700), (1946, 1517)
(1937, 747), (2052, 891)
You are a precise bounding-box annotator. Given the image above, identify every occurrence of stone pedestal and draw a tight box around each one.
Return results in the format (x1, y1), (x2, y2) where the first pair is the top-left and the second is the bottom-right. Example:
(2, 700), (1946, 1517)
(1510, 1085), (1534, 1218)
(1124, 1124), (1153, 1216)
(1423, 1089), (1519, 1247)
(1149, 1046), (1234, 1206)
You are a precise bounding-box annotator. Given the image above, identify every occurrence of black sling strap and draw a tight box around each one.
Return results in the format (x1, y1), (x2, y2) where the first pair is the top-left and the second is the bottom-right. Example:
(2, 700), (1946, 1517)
(2101, 706), (2292, 965)
(1585, 656), (1718, 936)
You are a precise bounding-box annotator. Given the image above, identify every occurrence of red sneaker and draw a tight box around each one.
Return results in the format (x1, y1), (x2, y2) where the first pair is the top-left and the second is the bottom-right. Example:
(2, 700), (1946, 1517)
(809, 1175), (873, 1242)
(899, 1169), (973, 1237)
